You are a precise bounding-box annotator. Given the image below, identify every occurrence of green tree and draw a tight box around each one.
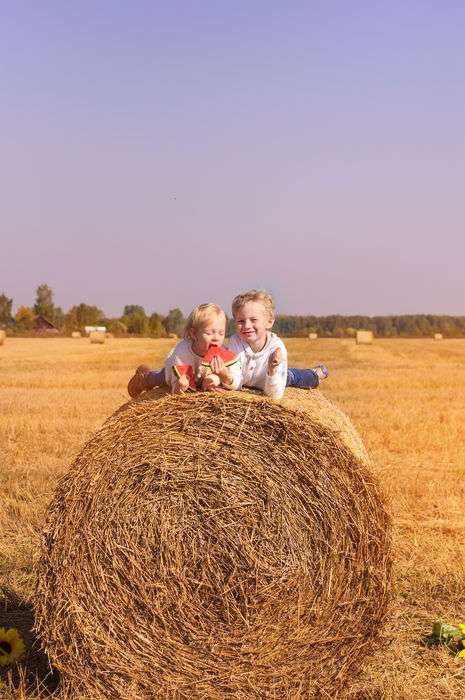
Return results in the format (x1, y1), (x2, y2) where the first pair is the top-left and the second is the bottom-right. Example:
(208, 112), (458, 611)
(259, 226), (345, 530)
(121, 305), (149, 335)
(64, 303), (105, 331)
(0, 293), (13, 325)
(106, 319), (128, 336)
(123, 305), (146, 317)
(53, 306), (65, 329)
(163, 308), (185, 337)
(34, 284), (55, 320)
(15, 306), (34, 330)
(148, 312), (164, 337)
(123, 310), (148, 335)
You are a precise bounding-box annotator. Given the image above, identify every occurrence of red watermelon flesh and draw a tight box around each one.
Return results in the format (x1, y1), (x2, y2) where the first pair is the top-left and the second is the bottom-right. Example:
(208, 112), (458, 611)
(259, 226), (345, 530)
(201, 346), (238, 368)
(172, 364), (196, 390)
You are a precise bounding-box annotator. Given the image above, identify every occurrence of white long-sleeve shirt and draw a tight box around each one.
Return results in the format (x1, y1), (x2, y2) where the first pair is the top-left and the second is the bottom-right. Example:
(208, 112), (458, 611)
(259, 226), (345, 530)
(164, 339), (241, 390)
(227, 332), (288, 399)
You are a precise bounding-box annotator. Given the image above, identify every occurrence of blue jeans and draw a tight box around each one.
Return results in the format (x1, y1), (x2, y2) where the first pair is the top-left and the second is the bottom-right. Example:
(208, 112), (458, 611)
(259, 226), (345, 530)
(144, 369), (165, 388)
(286, 368), (319, 389)
(144, 367), (319, 389)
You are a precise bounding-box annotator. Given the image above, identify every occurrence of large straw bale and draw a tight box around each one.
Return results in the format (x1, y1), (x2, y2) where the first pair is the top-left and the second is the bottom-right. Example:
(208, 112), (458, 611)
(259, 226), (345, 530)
(356, 330), (373, 345)
(89, 330), (105, 344)
(35, 389), (392, 699)
(0, 329), (5, 345)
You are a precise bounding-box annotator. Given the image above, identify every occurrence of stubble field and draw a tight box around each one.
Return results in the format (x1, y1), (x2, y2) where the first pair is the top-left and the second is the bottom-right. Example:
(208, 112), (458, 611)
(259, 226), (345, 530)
(1, 337), (465, 698)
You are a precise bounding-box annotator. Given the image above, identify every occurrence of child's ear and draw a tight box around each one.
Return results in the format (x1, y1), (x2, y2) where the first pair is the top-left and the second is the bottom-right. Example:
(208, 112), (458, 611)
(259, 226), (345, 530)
(267, 315), (275, 330)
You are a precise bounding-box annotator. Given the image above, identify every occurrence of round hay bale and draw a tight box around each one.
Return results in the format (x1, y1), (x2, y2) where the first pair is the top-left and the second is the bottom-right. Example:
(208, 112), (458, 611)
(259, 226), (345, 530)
(35, 390), (392, 699)
(70, 331), (81, 339)
(89, 330), (105, 344)
(355, 330), (373, 345)
(0, 329), (6, 345)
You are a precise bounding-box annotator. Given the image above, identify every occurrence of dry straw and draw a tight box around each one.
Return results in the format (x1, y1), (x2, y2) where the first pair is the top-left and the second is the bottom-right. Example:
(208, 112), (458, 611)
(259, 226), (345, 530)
(89, 331), (105, 344)
(356, 330), (373, 345)
(0, 330), (5, 345)
(35, 389), (392, 699)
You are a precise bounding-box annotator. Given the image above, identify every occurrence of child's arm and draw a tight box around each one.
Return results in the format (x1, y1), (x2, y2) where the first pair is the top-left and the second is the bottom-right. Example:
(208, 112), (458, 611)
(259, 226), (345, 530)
(164, 340), (193, 393)
(209, 355), (241, 390)
(201, 373), (222, 391)
(224, 336), (244, 390)
(263, 341), (288, 399)
(173, 374), (190, 393)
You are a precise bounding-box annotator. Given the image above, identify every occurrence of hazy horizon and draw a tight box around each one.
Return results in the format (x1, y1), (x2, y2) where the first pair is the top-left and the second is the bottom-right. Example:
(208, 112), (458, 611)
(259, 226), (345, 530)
(2, 2), (464, 317)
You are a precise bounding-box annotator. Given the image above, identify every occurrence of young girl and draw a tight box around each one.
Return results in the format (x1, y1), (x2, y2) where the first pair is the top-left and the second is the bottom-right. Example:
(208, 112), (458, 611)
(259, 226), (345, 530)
(228, 290), (328, 400)
(128, 303), (241, 397)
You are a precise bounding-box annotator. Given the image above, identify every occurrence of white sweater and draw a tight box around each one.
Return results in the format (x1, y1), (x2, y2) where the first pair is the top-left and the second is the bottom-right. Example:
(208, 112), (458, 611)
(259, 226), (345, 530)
(228, 332), (288, 399)
(164, 339), (241, 390)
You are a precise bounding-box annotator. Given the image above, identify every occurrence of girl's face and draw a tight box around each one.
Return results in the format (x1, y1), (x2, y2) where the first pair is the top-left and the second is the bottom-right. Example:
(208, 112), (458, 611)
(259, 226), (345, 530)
(191, 315), (226, 356)
(234, 301), (273, 352)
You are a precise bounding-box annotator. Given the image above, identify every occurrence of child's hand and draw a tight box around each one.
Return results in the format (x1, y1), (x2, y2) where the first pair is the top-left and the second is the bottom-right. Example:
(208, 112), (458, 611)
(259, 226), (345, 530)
(267, 347), (282, 376)
(210, 356), (232, 386)
(173, 375), (189, 393)
(202, 374), (222, 392)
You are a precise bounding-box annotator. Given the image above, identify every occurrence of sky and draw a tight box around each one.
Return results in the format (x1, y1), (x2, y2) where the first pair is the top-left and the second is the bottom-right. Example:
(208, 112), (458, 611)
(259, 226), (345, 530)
(1, 1), (464, 318)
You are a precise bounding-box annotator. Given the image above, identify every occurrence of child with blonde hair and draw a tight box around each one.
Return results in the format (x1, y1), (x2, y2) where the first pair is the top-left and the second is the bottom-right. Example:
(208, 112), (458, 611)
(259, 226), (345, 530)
(128, 303), (240, 396)
(229, 290), (328, 400)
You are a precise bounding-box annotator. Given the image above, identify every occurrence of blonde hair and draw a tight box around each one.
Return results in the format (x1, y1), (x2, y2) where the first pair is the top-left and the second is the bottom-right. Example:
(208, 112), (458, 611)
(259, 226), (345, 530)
(183, 303), (226, 339)
(231, 290), (276, 321)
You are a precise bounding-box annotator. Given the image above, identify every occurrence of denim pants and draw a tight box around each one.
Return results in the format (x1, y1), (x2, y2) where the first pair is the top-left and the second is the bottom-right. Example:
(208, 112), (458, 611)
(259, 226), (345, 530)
(144, 367), (319, 389)
(286, 368), (319, 389)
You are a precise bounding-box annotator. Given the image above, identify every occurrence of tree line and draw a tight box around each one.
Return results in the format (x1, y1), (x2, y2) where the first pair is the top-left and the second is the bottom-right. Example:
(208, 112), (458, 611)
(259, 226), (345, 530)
(0, 285), (184, 337)
(1, 285), (465, 338)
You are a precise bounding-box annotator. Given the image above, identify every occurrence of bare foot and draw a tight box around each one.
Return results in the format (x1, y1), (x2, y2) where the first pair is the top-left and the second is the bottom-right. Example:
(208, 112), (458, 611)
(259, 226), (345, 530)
(127, 364), (150, 398)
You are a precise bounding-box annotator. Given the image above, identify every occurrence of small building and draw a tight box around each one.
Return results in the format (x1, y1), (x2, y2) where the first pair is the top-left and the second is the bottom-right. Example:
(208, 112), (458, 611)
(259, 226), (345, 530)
(33, 315), (59, 334)
(84, 325), (107, 336)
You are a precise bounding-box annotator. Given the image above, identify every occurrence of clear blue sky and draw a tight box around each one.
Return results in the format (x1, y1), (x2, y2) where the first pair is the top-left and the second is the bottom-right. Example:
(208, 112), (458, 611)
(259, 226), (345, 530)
(1, 1), (464, 317)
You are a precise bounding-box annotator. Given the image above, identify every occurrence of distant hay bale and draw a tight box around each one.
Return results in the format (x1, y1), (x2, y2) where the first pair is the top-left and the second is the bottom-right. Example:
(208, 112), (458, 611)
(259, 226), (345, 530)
(35, 390), (392, 699)
(308, 332), (318, 340)
(433, 333), (443, 341)
(0, 330), (5, 345)
(356, 330), (373, 345)
(70, 331), (81, 339)
(89, 331), (105, 344)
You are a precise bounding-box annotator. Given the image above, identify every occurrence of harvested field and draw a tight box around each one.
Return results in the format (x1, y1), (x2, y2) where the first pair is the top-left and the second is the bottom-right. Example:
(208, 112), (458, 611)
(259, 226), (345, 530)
(1, 337), (465, 698)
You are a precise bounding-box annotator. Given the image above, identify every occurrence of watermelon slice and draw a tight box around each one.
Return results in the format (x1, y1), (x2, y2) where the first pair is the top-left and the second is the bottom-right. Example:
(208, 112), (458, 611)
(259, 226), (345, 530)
(201, 345), (238, 368)
(172, 364), (196, 390)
